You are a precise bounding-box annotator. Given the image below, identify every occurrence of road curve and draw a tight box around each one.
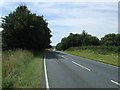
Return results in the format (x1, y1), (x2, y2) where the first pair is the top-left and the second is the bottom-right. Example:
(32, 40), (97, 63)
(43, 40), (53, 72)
(43, 51), (119, 88)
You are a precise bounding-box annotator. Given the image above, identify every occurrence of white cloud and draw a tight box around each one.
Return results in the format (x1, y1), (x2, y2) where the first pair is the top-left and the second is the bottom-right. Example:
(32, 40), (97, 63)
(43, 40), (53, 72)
(0, 2), (118, 45)
(2, 0), (119, 2)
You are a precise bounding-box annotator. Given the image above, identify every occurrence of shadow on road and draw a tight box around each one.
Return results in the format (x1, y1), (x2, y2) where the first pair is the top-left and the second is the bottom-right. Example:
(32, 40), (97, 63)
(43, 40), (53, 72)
(45, 51), (67, 59)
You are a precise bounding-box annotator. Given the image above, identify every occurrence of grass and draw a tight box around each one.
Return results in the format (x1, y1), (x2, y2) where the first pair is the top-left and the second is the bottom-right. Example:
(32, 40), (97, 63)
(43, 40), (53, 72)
(0, 51), (1, 89)
(62, 47), (119, 67)
(2, 49), (44, 88)
(66, 46), (119, 55)
(0, 33), (1, 89)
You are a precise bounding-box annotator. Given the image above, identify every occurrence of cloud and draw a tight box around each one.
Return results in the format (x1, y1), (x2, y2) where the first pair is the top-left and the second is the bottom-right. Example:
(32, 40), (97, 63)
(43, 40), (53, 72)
(1, 0), (119, 2)
(0, 2), (118, 45)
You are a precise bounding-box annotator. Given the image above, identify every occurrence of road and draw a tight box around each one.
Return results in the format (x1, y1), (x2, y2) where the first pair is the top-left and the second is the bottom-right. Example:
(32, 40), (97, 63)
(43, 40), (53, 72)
(43, 51), (119, 88)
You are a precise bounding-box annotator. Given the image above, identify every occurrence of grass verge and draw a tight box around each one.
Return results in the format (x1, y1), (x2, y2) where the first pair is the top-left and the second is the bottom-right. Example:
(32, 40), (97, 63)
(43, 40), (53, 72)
(0, 52), (1, 89)
(63, 50), (119, 67)
(2, 49), (44, 88)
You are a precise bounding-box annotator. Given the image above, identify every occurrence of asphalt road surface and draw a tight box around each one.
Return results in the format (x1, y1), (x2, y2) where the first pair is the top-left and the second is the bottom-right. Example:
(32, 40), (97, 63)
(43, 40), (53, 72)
(43, 50), (119, 88)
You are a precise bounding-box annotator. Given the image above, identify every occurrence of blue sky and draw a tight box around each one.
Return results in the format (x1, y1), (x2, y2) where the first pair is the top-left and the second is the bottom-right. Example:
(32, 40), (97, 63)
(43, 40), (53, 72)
(0, 1), (118, 46)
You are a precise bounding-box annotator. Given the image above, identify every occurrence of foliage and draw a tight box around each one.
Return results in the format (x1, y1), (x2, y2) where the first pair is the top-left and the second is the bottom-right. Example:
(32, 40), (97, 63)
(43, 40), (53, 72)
(56, 30), (120, 51)
(2, 49), (44, 88)
(56, 30), (100, 50)
(2, 49), (33, 88)
(101, 33), (120, 46)
(2, 5), (52, 51)
(66, 46), (120, 55)
(56, 43), (62, 50)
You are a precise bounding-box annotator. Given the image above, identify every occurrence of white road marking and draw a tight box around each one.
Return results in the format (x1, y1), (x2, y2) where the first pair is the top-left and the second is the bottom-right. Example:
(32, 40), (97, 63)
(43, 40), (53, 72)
(111, 80), (120, 86)
(72, 61), (91, 71)
(44, 56), (50, 89)
(59, 55), (64, 58)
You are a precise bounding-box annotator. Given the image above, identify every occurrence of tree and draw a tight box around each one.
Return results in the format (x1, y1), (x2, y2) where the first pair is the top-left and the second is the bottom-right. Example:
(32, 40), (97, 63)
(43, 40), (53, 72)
(56, 31), (100, 50)
(100, 33), (119, 46)
(60, 37), (68, 50)
(67, 33), (82, 48)
(2, 5), (52, 51)
(116, 34), (120, 46)
(56, 43), (62, 50)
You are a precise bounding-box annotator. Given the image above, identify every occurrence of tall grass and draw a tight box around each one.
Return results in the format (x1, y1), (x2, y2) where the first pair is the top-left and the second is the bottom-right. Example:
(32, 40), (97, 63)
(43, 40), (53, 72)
(0, 51), (1, 89)
(14, 53), (44, 88)
(66, 46), (119, 55)
(0, 33), (2, 89)
(2, 49), (44, 88)
(2, 49), (33, 88)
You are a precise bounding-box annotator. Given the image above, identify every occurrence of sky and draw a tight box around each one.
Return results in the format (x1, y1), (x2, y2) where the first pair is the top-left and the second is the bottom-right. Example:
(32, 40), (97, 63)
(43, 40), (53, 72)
(0, 0), (118, 46)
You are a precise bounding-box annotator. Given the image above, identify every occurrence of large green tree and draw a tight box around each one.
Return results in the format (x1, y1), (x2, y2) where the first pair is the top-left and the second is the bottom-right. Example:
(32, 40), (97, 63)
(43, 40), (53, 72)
(2, 5), (52, 51)
(56, 31), (100, 50)
(100, 33), (120, 46)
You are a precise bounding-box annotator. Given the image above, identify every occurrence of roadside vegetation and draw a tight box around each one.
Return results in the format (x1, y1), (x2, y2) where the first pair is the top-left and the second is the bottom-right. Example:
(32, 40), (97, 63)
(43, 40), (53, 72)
(2, 49), (44, 88)
(0, 55), (1, 89)
(66, 46), (119, 55)
(56, 31), (120, 67)
(0, 32), (2, 89)
(63, 46), (119, 67)
(1, 5), (52, 88)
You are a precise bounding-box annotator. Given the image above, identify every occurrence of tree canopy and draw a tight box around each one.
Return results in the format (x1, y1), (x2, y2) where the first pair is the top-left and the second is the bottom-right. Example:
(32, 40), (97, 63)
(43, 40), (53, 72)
(100, 33), (120, 46)
(56, 31), (100, 50)
(56, 31), (120, 51)
(2, 5), (52, 51)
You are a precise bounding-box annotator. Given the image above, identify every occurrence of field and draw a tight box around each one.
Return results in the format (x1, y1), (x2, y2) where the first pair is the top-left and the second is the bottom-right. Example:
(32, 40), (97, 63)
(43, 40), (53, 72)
(63, 46), (119, 67)
(2, 49), (44, 88)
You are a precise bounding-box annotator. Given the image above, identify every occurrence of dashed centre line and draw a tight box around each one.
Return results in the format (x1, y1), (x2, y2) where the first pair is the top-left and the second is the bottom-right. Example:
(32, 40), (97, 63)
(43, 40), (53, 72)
(61, 56), (64, 58)
(72, 61), (91, 71)
(111, 80), (120, 86)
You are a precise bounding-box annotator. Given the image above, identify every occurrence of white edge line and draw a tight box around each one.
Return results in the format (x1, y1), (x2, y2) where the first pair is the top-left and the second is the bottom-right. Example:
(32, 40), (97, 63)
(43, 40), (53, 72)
(111, 80), (120, 86)
(44, 56), (50, 89)
(72, 61), (91, 71)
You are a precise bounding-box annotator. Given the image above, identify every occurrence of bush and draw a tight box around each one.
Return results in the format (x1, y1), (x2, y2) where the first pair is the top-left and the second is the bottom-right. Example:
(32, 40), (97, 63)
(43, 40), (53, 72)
(66, 46), (119, 55)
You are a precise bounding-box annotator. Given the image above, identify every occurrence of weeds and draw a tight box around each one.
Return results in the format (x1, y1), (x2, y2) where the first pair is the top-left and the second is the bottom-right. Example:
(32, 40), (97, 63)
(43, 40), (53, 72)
(2, 49), (44, 88)
(66, 46), (119, 55)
